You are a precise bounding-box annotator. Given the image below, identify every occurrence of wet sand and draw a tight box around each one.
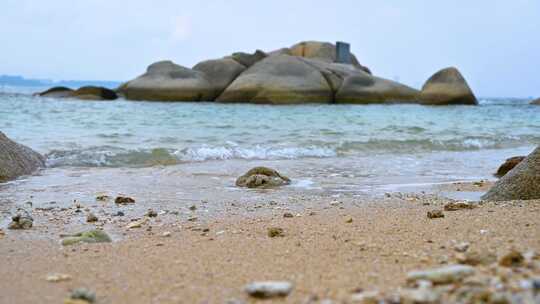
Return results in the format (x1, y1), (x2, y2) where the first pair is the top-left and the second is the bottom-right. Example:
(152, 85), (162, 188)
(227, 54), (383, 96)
(1, 185), (539, 303)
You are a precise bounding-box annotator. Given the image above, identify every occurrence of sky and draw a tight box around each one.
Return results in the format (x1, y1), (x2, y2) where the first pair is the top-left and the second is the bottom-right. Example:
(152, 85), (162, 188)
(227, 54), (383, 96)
(1, 0), (539, 97)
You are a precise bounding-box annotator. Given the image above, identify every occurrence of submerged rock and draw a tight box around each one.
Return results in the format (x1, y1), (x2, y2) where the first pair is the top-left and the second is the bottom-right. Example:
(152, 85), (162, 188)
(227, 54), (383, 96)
(244, 281), (293, 298)
(61, 229), (112, 246)
(419, 67), (477, 105)
(482, 146), (540, 201)
(38, 86), (73, 98)
(71, 86), (118, 100)
(495, 156), (526, 178)
(407, 265), (475, 284)
(0, 131), (45, 182)
(8, 213), (33, 230)
(236, 167), (291, 188)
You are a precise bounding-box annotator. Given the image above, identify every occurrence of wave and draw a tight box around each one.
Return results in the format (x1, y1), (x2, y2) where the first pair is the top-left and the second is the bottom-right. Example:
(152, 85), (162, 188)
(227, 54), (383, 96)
(44, 135), (539, 168)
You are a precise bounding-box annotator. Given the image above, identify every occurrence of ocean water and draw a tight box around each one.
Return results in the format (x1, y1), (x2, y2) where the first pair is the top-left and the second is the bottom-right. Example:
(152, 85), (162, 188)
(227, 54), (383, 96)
(1, 91), (539, 198)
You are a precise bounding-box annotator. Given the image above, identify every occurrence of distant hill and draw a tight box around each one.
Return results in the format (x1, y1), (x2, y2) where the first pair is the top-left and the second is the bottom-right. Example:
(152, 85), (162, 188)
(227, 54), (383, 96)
(0, 75), (121, 89)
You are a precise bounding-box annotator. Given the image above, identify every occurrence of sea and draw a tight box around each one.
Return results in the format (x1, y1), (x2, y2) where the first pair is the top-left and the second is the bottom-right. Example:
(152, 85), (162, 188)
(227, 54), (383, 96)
(1, 87), (539, 205)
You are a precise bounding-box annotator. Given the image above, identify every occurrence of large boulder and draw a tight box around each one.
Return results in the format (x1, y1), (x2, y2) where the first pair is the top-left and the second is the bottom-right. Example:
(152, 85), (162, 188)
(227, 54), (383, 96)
(531, 98), (540, 105)
(120, 60), (214, 101)
(298, 58), (419, 103)
(482, 146), (540, 201)
(38, 86), (73, 98)
(71, 86), (118, 100)
(289, 41), (371, 74)
(216, 55), (333, 104)
(419, 67), (477, 105)
(0, 132), (45, 182)
(193, 58), (246, 99)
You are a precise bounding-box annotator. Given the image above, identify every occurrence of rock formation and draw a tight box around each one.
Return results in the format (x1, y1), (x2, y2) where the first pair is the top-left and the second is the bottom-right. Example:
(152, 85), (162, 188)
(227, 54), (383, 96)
(38, 86), (118, 100)
(482, 146), (540, 201)
(0, 131), (45, 182)
(419, 67), (477, 105)
(531, 98), (540, 105)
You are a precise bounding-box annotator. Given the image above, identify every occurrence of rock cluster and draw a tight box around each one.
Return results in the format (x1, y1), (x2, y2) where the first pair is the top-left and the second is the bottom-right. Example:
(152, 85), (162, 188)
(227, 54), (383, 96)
(115, 41), (476, 105)
(0, 131), (45, 182)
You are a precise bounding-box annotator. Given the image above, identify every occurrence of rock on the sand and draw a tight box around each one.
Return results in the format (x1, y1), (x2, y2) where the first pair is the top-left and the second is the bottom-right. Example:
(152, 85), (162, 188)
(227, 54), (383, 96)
(495, 156), (526, 177)
(407, 265), (475, 284)
(8, 213), (33, 230)
(244, 281), (293, 298)
(235, 166), (291, 188)
(61, 230), (112, 246)
(419, 67), (477, 105)
(0, 131), (45, 182)
(482, 146), (540, 201)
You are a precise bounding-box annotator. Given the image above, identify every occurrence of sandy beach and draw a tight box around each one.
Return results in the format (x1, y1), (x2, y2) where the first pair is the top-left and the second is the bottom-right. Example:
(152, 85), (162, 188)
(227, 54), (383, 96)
(1, 181), (538, 303)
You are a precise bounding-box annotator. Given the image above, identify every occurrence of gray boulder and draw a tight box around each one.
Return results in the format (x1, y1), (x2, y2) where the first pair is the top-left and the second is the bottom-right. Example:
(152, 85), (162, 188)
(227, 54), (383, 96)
(120, 60), (214, 101)
(216, 55), (333, 104)
(71, 86), (118, 100)
(531, 98), (540, 105)
(193, 58), (246, 99)
(299, 58), (419, 103)
(0, 132), (45, 182)
(482, 146), (540, 201)
(419, 67), (477, 105)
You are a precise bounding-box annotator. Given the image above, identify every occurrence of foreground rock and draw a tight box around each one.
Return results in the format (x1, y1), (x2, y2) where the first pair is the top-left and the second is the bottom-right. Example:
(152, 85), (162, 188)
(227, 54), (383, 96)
(61, 230), (112, 246)
(0, 131), (45, 182)
(119, 60), (214, 101)
(244, 281), (293, 298)
(482, 146), (540, 201)
(8, 213), (33, 230)
(419, 67), (477, 105)
(38, 86), (117, 100)
(495, 156), (526, 177)
(217, 55), (333, 104)
(235, 167), (291, 188)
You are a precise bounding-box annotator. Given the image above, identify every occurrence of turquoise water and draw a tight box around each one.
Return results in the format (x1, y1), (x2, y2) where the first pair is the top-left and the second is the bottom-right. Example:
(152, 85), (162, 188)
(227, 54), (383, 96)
(1, 92), (539, 168)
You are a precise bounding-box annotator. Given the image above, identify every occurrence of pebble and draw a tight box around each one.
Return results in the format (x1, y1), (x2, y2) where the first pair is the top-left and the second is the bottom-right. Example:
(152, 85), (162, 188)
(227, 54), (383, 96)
(399, 286), (440, 303)
(115, 196), (135, 204)
(95, 195), (110, 201)
(245, 281), (293, 298)
(146, 209), (158, 217)
(454, 242), (470, 252)
(127, 219), (147, 229)
(189, 205), (197, 211)
(407, 264), (475, 284)
(499, 250), (525, 267)
(268, 227), (285, 237)
(113, 211), (125, 217)
(444, 201), (476, 211)
(86, 213), (98, 223)
(61, 230), (112, 246)
(8, 214), (33, 230)
(346, 218), (353, 223)
(349, 290), (380, 304)
(162, 231), (171, 237)
(283, 212), (294, 218)
(70, 288), (96, 303)
(427, 210), (444, 219)
(46, 273), (72, 282)
(456, 251), (496, 266)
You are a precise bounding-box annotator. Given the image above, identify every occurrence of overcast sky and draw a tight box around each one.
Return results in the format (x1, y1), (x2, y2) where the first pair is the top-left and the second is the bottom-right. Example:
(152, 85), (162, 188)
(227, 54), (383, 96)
(1, 0), (539, 97)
